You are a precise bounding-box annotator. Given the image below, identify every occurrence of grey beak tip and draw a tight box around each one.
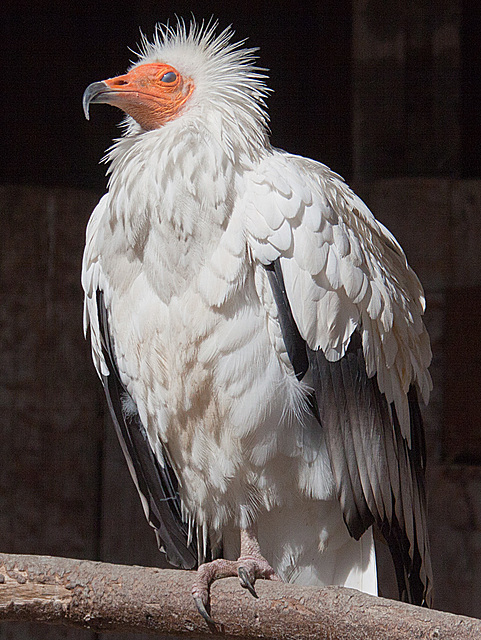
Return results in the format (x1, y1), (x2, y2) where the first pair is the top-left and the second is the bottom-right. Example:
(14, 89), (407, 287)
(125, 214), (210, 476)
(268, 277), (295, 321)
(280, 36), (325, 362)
(83, 81), (110, 121)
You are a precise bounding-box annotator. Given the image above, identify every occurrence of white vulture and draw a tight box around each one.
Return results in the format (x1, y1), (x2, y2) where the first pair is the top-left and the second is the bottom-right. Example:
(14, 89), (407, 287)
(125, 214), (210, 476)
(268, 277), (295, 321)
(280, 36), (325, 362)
(82, 20), (433, 622)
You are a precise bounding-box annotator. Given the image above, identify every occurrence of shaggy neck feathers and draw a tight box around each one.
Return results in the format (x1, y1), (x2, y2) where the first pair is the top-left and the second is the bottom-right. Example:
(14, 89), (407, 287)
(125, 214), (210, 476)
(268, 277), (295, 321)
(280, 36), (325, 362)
(107, 20), (272, 165)
(102, 21), (275, 250)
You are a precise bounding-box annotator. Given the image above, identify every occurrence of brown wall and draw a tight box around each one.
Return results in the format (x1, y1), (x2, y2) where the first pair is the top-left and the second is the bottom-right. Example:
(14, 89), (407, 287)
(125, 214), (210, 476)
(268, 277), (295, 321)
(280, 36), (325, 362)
(0, 185), (177, 639)
(355, 178), (481, 616)
(1, 0), (481, 637)
(351, 1), (481, 616)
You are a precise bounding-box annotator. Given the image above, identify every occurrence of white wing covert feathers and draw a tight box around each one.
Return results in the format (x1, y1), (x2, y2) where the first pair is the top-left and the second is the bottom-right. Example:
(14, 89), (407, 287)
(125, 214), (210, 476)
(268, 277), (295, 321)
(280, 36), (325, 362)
(244, 153), (433, 604)
(82, 19), (433, 606)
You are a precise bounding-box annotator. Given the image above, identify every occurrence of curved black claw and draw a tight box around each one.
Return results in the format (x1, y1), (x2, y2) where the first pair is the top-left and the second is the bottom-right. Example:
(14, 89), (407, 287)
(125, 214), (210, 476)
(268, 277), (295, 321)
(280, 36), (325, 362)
(238, 566), (259, 599)
(194, 596), (217, 628)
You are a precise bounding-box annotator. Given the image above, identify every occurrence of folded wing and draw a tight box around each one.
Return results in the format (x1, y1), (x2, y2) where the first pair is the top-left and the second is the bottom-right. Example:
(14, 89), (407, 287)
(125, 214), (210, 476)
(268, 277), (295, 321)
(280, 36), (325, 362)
(82, 196), (199, 570)
(244, 151), (433, 605)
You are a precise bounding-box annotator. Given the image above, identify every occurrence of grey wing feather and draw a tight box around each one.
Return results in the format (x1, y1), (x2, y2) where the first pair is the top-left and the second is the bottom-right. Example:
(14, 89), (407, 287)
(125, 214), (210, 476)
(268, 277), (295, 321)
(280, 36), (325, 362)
(265, 261), (309, 381)
(96, 290), (199, 570)
(266, 261), (433, 606)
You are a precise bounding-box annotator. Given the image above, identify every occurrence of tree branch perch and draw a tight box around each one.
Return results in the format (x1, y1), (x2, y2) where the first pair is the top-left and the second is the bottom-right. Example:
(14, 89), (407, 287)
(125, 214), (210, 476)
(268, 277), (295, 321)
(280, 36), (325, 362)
(0, 553), (479, 639)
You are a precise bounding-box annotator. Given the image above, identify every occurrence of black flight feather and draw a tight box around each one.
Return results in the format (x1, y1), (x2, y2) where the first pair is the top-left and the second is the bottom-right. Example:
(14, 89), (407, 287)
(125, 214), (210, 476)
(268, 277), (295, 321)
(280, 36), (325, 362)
(266, 260), (432, 606)
(265, 260), (309, 381)
(96, 290), (199, 570)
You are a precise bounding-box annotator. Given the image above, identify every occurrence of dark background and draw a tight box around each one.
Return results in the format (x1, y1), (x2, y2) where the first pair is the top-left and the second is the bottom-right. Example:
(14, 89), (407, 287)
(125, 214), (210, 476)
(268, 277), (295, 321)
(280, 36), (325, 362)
(1, 1), (481, 638)
(1, 1), (353, 190)
(2, 0), (480, 189)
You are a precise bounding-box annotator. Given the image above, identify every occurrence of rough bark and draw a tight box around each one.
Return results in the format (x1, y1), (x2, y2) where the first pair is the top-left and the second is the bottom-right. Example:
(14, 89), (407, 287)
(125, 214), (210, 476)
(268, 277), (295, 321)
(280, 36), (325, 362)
(0, 553), (480, 638)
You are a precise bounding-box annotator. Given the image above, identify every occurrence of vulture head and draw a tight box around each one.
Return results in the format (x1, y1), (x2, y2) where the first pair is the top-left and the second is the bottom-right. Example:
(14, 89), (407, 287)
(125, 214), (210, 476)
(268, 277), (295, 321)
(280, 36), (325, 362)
(83, 21), (271, 158)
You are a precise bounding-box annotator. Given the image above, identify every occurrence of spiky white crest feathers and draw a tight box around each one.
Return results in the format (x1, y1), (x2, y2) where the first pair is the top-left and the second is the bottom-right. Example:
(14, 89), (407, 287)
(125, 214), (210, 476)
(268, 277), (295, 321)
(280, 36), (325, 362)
(125, 19), (272, 159)
(83, 19), (433, 605)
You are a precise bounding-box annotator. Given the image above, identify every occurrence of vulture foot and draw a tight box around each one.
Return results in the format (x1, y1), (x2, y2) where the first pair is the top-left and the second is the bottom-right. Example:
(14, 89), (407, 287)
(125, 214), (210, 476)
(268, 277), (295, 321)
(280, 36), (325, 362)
(192, 526), (280, 626)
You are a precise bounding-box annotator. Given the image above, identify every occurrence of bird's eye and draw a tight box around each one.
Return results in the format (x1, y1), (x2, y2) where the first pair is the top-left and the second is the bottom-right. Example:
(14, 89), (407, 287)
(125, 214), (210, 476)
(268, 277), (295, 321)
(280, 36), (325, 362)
(160, 71), (177, 83)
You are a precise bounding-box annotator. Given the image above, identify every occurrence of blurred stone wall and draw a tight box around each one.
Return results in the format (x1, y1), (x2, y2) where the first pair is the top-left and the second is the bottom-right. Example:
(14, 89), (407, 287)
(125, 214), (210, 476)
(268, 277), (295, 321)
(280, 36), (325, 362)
(355, 179), (481, 617)
(353, 0), (481, 618)
(1, 1), (480, 638)
(0, 186), (168, 640)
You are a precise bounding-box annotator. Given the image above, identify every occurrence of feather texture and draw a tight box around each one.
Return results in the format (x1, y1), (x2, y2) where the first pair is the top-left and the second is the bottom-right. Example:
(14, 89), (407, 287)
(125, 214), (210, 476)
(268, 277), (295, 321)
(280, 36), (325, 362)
(243, 152), (432, 438)
(96, 290), (199, 569)
(82, 19), (432, 605)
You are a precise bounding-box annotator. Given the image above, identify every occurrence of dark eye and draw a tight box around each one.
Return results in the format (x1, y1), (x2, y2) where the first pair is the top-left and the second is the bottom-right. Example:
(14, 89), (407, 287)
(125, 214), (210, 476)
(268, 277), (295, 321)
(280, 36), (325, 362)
(160, 71), (177, 83)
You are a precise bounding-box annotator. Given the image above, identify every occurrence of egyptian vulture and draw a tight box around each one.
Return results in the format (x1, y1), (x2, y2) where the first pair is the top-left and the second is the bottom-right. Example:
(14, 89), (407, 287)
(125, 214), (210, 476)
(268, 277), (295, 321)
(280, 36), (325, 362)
(82, 20), (433, 622)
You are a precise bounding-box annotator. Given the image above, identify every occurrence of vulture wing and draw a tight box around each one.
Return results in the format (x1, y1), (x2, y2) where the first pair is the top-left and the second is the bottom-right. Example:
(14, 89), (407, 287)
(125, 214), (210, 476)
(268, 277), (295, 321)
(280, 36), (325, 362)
(82, 197), (199, 570)
(244, 150), (433, 605)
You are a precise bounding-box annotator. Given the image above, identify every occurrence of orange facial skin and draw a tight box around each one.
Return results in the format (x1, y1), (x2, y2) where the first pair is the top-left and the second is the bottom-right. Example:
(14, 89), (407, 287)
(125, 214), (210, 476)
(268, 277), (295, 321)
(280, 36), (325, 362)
(101, 63), (194, 130)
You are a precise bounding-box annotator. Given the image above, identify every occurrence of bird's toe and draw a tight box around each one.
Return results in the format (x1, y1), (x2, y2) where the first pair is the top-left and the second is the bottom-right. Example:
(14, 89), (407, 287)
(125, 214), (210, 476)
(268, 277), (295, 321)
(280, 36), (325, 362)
(191, 553), (280, 623)
(193, 595), (217, 627)
(238, 565), (258, 598)
(235, 554), (280, 598)
(192, 558), (239, 626)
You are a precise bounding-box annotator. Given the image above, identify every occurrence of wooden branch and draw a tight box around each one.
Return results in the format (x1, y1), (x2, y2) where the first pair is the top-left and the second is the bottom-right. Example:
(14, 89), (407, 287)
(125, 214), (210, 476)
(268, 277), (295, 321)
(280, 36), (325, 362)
(0, 553), (480, 639)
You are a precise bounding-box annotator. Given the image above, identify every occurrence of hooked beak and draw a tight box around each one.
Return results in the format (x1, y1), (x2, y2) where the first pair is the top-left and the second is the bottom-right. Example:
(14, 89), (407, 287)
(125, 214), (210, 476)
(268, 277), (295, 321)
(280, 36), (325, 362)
(82, 64), (194, 130)
(82, 81), (112, 120)
(82, 67), (153, 121)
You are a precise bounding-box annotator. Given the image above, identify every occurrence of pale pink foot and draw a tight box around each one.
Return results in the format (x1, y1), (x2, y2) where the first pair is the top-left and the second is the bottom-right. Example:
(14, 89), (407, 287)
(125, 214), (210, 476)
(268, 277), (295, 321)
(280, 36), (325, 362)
(192, 527), (281, 626)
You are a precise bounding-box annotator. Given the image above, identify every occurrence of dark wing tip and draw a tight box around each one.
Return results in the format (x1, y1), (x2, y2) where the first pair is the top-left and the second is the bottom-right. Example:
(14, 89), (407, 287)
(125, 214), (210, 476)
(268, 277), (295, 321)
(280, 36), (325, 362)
(307, 336), (432, 607)
(95, 290), (200, 570)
